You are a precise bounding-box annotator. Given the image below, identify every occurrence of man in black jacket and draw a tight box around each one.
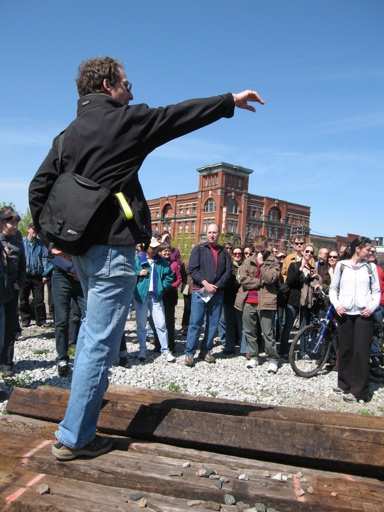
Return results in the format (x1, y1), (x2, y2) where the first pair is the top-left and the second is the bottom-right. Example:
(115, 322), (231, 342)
(29, 56), (264, 461)
(184, 224), (231, 367)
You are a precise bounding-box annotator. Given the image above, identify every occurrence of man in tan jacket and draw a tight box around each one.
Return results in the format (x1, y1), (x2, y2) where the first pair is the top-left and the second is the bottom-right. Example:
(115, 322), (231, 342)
(235, 236), (280, 373)
(281, 235), (316, 282)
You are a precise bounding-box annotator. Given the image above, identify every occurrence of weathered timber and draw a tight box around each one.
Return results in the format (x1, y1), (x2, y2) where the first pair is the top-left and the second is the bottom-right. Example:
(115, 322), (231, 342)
(6, 385), (384, 477)
(1, 416), (383, 512)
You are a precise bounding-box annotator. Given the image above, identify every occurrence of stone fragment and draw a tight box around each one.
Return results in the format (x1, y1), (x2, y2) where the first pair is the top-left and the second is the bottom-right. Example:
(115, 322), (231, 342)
(202, 500), (221, 510)
(299, 477), (308, 483)
(307, 486), (314, 494)
(281, 474), (288, 482)
(169, 470), (183, 477)
(187, 500), (203, 507)
(137, 497), (147, 508)
(296, 488), (305, 497)
(259, 479), (268, 487)
(255, 504), (266, 512)
(36, 483), (50, 495)
(224, 494), (236, 505)
(271, 472), (283, 481)
(266, 508), (278, 512)
(236, 501), (251, 511)
(262, 471), (270, 478)
(196, 468), (207, 477)
(214, 480), (223, 489)
(238, 473), (249, 480)
(183, 462), (191, 468)
(129, 493), (143, 501)
(220, 476), (230, 483)
(295, 471), (303, 479)
(331, 492), (338, 497)
(209, 474), (221, 479)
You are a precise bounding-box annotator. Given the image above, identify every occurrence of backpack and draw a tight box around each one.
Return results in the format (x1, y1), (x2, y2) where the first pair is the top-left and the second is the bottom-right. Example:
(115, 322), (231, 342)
(38, 132), (115, 256)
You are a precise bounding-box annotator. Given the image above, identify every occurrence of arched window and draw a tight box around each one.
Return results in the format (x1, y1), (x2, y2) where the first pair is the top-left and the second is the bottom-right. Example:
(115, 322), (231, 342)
(268, 207), (281, 221)
(226, 198), (238, 214)
(162, 204), (172, 218)
(204, 198), (216, 213)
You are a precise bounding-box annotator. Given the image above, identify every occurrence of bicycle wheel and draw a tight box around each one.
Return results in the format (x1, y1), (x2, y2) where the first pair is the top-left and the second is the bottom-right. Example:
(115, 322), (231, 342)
(289, 324), (332, 378)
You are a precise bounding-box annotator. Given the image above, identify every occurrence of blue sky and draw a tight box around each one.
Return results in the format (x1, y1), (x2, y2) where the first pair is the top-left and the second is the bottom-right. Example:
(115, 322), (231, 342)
(1, 0), (383, 240)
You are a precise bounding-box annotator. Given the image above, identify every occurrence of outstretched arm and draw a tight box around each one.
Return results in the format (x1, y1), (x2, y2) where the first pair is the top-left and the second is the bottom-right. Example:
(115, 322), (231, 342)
(233, 90), (265, 112)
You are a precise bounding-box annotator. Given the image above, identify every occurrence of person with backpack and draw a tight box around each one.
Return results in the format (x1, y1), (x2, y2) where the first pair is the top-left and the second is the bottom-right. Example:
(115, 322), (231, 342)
(29, 56), (264, 461)
(329, 236), (381, 403)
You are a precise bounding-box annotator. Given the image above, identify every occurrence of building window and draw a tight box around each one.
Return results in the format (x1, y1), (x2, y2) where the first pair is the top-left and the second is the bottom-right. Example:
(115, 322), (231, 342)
(227, 220), (238, 234)
(191, 220), (196, 233)
(185, 222), (189, 233)
(204, 198), (216, 213)
(178, 222), (182, 233)
(163, 205), (172, 218)
(186, 204), (190, 215)
(268, 207), (281, 221)
(180, 205), (184, 215)
(192, 204), (196, 214)
(226, 198), (238, 214)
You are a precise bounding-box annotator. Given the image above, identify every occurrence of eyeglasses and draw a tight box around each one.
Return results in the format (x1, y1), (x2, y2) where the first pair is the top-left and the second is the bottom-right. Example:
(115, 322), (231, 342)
(233, 252), (242, 256)
(294, 242), (304, 246)
(329, 255), (338, 259)
(122, 81), (132, 91)
(370, 250), (376, 254)
(304, 250), (314, 254)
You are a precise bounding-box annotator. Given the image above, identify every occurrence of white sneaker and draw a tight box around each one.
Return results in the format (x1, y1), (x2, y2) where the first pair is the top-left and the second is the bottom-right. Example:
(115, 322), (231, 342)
(267, 362), (278, 374)
(246, 358), (259, 369)
(138, 349), (146, 361)
(166, 352), (176, 363)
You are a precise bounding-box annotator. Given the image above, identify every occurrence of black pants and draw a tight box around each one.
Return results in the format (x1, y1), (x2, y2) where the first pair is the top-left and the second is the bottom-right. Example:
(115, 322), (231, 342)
(19, 274), (46, 325)
(0, 288), (19, 369)
(337, 313), (373, 400)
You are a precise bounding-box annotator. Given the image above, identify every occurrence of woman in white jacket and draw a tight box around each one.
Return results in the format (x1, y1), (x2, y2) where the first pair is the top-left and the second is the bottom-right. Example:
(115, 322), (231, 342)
(329, 236), (381, 403)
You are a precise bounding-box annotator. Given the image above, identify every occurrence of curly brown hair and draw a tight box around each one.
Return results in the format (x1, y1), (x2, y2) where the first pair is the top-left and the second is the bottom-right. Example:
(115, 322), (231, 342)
(76, 56), (123, 97)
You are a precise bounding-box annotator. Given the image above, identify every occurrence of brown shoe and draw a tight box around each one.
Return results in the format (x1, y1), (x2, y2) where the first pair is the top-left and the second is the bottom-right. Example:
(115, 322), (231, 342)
(198, 353), (216, 364)
(184, 355), (195, 367)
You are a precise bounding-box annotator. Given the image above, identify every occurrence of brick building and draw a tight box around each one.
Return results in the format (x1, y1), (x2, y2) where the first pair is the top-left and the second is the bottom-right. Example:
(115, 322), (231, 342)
(147, 162), (311, 253)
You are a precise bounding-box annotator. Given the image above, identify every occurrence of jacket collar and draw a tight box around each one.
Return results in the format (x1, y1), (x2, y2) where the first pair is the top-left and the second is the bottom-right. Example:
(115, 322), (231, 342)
(77, 93), (125, 115)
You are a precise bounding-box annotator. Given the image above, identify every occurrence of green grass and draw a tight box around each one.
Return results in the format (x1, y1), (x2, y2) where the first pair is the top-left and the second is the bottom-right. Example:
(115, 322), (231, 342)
(2, 375), (32, 390)
(33, 349), (49, 355)
(166, 381), (188, 394)
(358, 409), (375, 417)
(68, 347), (76, 358)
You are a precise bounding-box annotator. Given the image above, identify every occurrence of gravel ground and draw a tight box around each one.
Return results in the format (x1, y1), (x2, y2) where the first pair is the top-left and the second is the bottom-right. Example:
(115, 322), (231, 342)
(1, 301), (384, 417)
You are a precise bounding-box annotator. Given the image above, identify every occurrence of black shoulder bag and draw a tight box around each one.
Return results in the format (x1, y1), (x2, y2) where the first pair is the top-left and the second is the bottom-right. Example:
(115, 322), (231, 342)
(38, 133), (113, 256)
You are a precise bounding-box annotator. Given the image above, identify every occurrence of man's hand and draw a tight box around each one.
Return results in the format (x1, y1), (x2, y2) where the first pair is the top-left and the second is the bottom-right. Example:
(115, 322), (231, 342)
(233, 90), (265, 112)
(51, 247), (72, 262)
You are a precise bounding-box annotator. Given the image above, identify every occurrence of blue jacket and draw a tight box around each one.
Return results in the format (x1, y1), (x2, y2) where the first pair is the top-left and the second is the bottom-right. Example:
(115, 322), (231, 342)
(134, 253), (174, 303)
(188, 242), (231, 291)
(23, 236), (47, 276)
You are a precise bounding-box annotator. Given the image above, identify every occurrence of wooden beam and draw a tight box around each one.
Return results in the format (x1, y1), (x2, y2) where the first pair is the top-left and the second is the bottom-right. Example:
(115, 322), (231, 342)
(6, 385), (384, 477)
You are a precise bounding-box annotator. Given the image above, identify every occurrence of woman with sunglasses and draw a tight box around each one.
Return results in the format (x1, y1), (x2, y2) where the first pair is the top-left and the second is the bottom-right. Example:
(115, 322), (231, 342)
(329, 236), (380, 403)
(325, 250), (340, 370)
(279, 243), (322, 359)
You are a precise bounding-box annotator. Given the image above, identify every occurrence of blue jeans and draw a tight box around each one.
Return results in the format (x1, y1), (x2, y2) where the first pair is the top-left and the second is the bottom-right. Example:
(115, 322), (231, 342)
(185, 290), (223, 356)
(51, 270), (86, 361)
(279, 303), (299, 355)
(134, 293), (170, 352)
(56, 244), (136, 449)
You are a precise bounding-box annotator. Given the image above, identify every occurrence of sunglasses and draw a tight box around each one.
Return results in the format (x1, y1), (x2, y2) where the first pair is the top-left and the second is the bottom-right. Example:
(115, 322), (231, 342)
(244, 252), (252, 255)
(304, 250), (314, 254)
(329, 255), (338, 259)
(233, 251), (242, 255)
(295, 242), (304, 246)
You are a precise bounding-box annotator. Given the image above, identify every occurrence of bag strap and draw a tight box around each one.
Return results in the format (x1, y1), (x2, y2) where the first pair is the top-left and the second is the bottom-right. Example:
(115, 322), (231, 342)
(57, 132), (65, 174)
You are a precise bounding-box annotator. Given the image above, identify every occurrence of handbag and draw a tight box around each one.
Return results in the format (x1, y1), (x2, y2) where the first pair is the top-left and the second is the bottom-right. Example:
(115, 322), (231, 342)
(38, 133), (114, 256)
(0, 245), (14, 305)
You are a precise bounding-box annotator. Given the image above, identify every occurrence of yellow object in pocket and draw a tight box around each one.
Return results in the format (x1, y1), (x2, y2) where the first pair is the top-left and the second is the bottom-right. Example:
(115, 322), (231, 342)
(115, 192), (134, 220)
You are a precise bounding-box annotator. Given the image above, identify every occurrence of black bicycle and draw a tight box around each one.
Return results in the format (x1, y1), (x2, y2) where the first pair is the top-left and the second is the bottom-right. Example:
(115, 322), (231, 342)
(289, 295), (338, 378)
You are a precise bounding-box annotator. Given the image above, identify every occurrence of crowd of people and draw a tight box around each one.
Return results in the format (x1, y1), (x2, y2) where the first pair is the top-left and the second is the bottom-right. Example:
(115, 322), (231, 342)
(2, 210), (383, 405)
